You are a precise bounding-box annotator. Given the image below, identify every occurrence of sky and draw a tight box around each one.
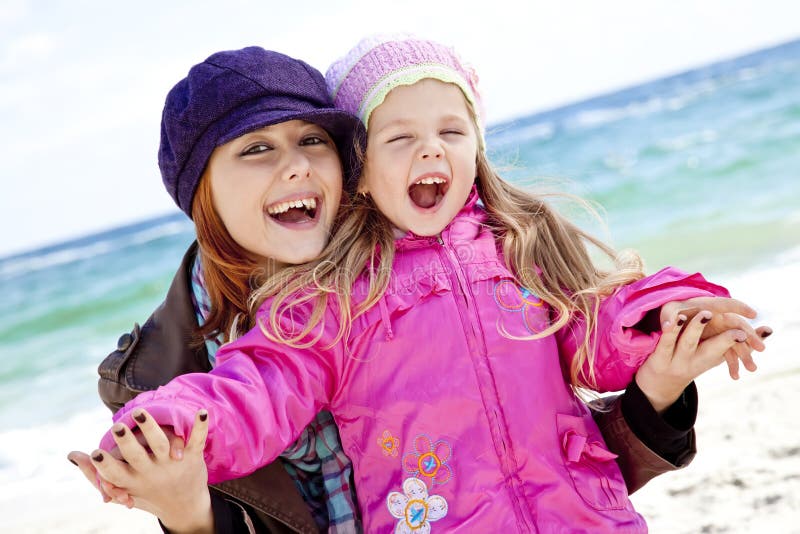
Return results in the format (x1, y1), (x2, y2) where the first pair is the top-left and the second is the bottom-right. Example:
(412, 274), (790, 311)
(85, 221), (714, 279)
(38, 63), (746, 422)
(1, 0), (798, 258)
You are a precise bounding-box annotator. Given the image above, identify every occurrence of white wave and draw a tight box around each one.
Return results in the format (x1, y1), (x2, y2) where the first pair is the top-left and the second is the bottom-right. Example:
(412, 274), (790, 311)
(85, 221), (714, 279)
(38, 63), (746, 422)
(0, 239), (118, 279)
(488, 120), (555, 148)
(127, 220), (190, 246)
(654, 128), (718, 152)
(0, 407), (112, 494)
(0, 219), (190, 280)
(567, 78), (722, 131)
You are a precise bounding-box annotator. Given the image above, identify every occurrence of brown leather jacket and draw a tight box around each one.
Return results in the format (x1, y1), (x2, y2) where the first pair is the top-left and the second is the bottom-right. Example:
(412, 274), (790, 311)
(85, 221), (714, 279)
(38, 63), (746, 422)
(98, 242), (695, 533)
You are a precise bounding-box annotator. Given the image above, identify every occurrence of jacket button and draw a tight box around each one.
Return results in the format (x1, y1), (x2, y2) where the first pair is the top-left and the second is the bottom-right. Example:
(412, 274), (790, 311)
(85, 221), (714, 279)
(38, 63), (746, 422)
(117, 332), (133, 352)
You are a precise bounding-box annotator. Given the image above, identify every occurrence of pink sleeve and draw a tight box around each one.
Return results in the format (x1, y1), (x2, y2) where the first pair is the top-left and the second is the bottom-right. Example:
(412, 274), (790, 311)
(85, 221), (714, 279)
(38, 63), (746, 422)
(98, 305), (342, 484)
(556, 266), (730, 392)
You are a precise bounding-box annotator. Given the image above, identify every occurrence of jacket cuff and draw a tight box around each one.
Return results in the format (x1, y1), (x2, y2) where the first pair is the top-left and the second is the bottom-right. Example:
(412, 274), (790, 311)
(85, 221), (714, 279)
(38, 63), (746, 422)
(158, 492), (253, 534)
(621, 379), (697, 465)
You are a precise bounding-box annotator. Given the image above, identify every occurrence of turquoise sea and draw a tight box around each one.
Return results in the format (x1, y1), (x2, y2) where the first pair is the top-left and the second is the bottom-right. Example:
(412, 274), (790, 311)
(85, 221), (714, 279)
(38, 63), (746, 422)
(1, 39), (798, 516)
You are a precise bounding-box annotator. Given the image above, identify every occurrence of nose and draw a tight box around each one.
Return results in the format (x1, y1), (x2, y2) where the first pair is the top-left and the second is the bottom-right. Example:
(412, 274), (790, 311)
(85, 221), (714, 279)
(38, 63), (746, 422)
(283, 148), (312, 181)
(419, 138), (443, 160)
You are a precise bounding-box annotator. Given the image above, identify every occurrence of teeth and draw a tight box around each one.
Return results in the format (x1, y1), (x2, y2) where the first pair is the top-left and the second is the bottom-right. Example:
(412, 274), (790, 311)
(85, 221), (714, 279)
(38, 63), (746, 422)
(414, 177), (446, 185)
(267, 197), (317, 215)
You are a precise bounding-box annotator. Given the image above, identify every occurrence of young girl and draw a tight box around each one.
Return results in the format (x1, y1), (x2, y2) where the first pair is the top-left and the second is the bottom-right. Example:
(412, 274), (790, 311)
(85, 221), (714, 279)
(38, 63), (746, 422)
(92, 37), (766, 532)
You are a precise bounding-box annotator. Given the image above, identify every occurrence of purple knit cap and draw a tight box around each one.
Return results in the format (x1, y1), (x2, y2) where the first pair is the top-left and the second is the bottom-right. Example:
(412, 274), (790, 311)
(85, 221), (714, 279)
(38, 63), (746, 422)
(159, 46), (364, 218)
(325, 35), (484, 140)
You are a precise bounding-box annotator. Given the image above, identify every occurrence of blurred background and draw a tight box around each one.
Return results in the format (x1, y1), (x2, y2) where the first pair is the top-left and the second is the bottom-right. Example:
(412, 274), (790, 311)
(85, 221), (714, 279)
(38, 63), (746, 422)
(1, 1), (798, 531)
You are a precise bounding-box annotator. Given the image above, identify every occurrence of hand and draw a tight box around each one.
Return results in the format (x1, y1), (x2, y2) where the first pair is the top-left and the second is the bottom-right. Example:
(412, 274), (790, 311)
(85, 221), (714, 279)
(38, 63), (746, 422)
(70, 409), (214, 534)
(635, 310), (760, 413)
(659, 296), (771, 377)
(68, 423), (189, 507)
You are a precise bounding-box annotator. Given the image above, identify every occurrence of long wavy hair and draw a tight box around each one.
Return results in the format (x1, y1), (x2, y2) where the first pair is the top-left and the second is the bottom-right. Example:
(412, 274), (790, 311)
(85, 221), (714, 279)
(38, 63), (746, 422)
(251, 90), (645, 389)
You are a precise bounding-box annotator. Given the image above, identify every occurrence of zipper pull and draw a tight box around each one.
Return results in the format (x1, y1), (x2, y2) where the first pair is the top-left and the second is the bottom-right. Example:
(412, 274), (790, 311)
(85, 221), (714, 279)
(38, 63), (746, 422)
(437, 234), (444, 245)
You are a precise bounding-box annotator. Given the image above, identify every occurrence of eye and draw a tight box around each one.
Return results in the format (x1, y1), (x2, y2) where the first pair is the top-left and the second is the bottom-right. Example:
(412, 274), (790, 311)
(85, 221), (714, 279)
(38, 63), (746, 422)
(386, 134), (411, 143)
(441, 129), (464, 136)
(241, 143), (272, 155)
(301, 134), (329, 146)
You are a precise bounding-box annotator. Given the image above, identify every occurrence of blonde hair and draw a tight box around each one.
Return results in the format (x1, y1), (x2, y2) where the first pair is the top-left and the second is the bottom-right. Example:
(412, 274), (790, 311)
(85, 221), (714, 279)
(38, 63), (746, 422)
(251, 87), (644, 389)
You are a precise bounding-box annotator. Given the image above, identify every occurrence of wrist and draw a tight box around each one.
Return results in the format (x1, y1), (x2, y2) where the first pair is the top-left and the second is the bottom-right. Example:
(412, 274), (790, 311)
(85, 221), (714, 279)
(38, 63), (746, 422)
(634, 370), (684, 415)
(159, 489), (213, 534)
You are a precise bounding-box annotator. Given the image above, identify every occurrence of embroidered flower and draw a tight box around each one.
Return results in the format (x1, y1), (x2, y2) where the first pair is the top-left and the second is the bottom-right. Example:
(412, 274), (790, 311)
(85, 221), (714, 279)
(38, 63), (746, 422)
(493, 279), (545, 335)
(379, 430), (400, 457)
(403, 435), (453, 486)
(387, 477), (448, 533)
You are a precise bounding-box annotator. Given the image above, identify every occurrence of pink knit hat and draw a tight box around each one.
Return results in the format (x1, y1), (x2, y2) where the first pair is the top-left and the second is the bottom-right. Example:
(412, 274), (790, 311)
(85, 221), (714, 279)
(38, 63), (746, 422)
(325, 35), (485, 140)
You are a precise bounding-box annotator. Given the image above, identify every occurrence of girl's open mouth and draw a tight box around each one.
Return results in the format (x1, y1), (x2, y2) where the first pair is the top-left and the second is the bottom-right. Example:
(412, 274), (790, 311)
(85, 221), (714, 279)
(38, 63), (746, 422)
(408, 175), (450, 210)
(266, 196), (320, 227)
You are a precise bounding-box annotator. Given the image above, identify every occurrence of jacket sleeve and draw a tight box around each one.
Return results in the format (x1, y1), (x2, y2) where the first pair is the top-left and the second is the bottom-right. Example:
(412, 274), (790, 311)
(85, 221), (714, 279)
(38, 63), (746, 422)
(99, 304), (344, 485)
(557, 266), (730, 392)
(592, 381), (697, 494)
(97, 242), (210, 413)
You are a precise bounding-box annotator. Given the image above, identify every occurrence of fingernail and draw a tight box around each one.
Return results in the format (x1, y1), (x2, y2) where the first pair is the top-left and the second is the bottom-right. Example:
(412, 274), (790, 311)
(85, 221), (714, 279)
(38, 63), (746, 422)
(199, 411), (208, 422)
(760, 329), (773, 339)
(114, 426), (126, 438)
(133, 412), (146, 424)
(700, 315), (711, 324)
(661, 320), (672, 331)
(68, 458), (78, 466)
(676, 316), (687, 327)
(92, 452), (104, 462)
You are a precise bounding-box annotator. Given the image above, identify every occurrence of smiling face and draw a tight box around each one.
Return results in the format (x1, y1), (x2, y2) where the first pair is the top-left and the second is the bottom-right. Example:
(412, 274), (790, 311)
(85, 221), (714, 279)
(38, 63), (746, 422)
(206, 119), (343, 266)
(362, 79), (479, 237)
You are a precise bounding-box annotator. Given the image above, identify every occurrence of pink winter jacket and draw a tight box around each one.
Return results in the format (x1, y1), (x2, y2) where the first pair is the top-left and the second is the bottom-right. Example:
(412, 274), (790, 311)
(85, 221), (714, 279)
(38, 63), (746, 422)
(104, 195), (728, 533)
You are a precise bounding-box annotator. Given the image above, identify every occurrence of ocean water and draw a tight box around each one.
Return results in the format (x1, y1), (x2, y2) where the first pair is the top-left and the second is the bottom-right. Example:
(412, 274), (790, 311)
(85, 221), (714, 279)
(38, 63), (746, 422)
(1, 39), (799, 508)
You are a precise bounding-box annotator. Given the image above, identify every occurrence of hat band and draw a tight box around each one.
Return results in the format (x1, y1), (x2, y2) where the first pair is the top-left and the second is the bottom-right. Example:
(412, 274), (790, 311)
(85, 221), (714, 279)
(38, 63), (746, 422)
(358, 64), (477, 124)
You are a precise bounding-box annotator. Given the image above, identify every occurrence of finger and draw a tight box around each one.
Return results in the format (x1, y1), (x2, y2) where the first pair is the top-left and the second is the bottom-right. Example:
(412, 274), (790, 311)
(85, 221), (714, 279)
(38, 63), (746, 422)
(111, 423), (150, 468)
(688, 297), (757, 320)
(90, 449), (133, 488)
(659, 302), (686, 329)
(674, 310), (712, 360)
(68, 451), (109, 502)
(695, 330), (748, 379)
(168, 429), (185, 461)
(100, 479), (132, 504)
(756, 325), (773, 341)
(718, 313), (765, 351)
(186, 409), (209, 453)
(132, 409), (171, 460)
(731, 339), (758, 373)
(722, 347), (741, 380)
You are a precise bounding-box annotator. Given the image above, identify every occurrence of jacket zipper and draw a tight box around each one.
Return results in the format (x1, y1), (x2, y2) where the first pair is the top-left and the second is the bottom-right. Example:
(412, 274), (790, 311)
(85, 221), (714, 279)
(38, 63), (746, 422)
(436, 232), (535, 532)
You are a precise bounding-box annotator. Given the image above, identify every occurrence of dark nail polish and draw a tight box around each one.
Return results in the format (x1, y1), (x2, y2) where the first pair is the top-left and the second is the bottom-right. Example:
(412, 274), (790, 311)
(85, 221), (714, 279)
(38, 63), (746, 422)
(92, 452), (104, 462)
(700, 316), (711, 324)
(133, 412), (146, 424)
(199, 412), (208, 422)
(69, 458), (78, 466)
(676, 318), (686, 327)
(114, 427), (126, 438)
(760, 330), (773, 339)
